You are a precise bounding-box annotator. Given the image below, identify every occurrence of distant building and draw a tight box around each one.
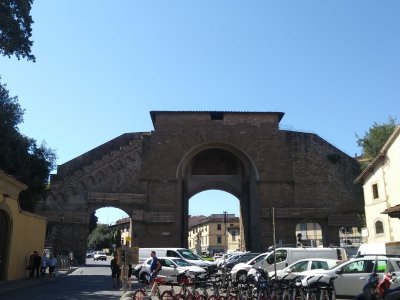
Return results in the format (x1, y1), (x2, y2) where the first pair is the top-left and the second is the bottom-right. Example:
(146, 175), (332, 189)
(356, 125), (400, 243)
(188, 214), (242, 254)
(109, 217), (132, 247)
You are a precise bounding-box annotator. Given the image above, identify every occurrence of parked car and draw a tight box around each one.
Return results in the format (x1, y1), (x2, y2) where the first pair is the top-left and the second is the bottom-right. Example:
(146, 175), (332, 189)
(93, 251), (107, 261)
(299, 255), (400, 298)
(223, 252), (260, 270)
(268, 258), (341, 278)
(138, 257), (208, 283)
(216, 252), (243, 268)
(138, 248), (216, 273)
(213, 253), (224, 260)
(200, 254), (214, 262)
(86, 251), (94, 258)
(231, 252), (270, 282)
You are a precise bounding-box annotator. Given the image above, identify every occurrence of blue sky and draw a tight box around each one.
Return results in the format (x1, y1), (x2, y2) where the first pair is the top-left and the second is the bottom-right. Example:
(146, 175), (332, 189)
(1, 0), (399, 223)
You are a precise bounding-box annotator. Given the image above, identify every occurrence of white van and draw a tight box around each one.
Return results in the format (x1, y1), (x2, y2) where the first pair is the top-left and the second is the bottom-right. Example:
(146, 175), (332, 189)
(357, 242), (400, 256)
(261, 247), (347, 273)
(138, 248), (216, 272)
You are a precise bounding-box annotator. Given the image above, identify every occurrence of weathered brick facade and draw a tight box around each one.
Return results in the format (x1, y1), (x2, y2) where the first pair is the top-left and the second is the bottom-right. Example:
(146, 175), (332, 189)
(35, 111), (364, 261)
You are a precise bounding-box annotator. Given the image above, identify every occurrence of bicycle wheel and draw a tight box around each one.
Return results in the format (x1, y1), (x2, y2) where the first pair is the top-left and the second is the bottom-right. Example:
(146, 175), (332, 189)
(217, 296), (227, 300)
(133, 289), (146, 300)
(161, 291), (175, 300)
(174, 294), (186, 300)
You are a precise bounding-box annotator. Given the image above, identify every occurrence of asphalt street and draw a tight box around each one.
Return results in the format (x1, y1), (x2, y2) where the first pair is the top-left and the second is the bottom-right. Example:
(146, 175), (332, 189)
(0, 257), (127, 300)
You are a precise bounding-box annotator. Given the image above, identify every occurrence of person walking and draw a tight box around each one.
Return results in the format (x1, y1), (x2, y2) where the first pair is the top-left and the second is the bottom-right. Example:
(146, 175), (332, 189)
(149, 251), (162, 296)
(29, 251), (41, 278)
(40, 252), (47, 278)
(48, 254), (57, 281)
(110, 253), (121, 289)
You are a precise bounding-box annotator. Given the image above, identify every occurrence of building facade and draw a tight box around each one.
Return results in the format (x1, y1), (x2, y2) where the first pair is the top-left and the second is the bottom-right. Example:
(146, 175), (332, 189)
(356, 125), (400, 243)
(0, 171), (47, 281)
(188, 214), (242, 254)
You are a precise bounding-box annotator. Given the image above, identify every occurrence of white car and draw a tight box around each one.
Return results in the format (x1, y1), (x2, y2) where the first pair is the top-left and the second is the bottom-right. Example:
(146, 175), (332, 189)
(268, 258), (341, 278)
(299, 255), (400, 298)
(93, 251), (107, 261)
(247, 258), (340, 281)
(231, 252), (270, 282)
(138, 257), (208, 283)
(216, 252), (244, 268)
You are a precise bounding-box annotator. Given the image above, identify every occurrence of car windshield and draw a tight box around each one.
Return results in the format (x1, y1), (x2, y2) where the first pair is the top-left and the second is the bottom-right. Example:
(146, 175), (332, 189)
(177, 249), (199, 260)
(173, 258), (192, 267)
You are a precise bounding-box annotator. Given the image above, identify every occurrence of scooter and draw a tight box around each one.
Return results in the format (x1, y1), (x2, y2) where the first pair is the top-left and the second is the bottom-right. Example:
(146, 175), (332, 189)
(354, 272), (399, 300)
(378, 272), (400, 300)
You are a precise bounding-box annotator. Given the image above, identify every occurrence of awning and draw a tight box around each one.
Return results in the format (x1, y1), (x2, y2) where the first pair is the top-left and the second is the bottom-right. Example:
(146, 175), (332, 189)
(382, 204), (400, 219)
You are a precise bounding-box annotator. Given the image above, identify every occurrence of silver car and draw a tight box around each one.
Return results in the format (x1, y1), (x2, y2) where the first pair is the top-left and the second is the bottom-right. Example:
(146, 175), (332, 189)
(299, 255), (400, 298)
(138, 257), (207, 283)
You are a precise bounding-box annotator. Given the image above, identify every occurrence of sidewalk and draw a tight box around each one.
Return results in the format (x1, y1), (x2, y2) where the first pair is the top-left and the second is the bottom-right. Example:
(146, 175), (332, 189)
(0, 268), (77, 294)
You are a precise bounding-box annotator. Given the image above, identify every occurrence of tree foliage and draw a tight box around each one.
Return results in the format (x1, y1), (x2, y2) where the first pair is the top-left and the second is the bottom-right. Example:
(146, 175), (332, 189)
(0, 0), (35, 61)
(88, 212), (98, 234)
(356, 117), (397, 161)
(87, 224), (112, 250)
(0, 79), (56, 211)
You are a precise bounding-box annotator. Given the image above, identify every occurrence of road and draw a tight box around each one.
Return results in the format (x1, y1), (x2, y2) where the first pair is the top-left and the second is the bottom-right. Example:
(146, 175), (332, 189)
(0, 257), (127, 300)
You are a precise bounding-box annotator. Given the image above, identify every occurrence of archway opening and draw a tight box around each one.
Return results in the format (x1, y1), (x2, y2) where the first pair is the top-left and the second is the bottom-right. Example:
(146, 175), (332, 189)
(87, 207), (131, 261)
(295, 222), (323, 247)
(188, 190), (243, 256)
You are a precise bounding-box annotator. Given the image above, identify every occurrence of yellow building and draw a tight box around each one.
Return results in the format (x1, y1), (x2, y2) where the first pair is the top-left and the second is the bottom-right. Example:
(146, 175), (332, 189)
(188, 214), (241, 254)
(0, 171), (47, 281)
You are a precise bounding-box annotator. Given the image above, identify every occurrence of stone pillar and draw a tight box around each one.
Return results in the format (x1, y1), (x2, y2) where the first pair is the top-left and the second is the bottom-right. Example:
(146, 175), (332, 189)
(321, 222), (340, 247)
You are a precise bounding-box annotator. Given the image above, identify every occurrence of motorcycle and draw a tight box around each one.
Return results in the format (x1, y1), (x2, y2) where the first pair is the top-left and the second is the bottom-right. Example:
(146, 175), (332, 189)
(354, 272), (399, 300)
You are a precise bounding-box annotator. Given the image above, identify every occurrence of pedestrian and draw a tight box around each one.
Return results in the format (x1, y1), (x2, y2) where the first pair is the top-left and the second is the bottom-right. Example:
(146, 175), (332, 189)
(110, 253), (121, 288)
(48, 254), (57, 281)
(149, 250), (162, 296)
(29, 251), (41, 278)
(40, 252), (47, 278)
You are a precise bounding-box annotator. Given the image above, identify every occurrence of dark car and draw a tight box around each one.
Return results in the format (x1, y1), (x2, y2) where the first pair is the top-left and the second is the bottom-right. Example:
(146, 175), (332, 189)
(223, 253), (260, 270)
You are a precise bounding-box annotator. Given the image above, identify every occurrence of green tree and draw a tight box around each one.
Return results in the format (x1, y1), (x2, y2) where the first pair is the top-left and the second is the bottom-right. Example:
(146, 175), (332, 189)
(111, 229), (122, 248)
(356, 116), (397, 163)
(88, 212), (98, 234)
(0, 0), (35, 61)
(87, 224), (112, 250)
(0, 79), (56, 211)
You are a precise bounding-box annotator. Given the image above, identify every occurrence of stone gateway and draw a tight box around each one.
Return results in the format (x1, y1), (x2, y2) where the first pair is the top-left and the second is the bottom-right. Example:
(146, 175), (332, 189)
(35, 111), (364, 261)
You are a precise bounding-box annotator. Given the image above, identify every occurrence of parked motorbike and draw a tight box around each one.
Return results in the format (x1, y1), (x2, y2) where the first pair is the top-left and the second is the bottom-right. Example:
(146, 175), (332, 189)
(354, 272), (399, 300)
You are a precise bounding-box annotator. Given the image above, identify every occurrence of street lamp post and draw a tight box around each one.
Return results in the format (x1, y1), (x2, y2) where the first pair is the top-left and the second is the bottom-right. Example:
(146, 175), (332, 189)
(223, 211), (227, 283)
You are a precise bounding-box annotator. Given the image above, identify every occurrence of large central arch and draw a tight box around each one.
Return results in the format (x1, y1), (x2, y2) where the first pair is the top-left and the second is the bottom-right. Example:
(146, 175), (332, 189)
(177, 142), (259, 250)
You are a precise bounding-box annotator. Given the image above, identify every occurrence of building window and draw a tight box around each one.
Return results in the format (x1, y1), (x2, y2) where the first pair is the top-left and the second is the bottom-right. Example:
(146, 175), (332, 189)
(217, 224), (222, 230)
(217, 236), (222, 244)
(372, 184), (379, 199)
(375, 221), (384, 234)
(232, 230), (236, 241)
